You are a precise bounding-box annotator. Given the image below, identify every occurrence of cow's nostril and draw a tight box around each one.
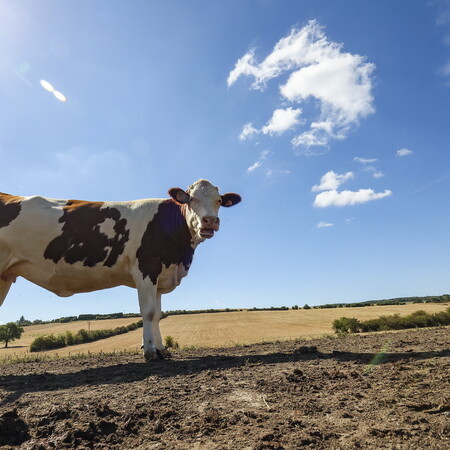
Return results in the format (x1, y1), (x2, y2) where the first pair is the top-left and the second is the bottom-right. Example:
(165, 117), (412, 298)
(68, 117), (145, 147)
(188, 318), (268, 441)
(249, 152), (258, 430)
(202, 216), (219, 226)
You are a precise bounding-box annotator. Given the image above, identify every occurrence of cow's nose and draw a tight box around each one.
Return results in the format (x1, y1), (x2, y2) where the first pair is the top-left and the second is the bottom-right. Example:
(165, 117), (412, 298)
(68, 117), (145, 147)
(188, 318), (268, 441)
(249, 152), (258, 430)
(202, 216), (220, 228)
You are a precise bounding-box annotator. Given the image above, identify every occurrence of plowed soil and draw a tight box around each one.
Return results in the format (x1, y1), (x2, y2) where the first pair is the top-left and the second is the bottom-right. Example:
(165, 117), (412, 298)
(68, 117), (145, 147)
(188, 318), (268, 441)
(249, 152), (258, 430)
(0, 327), (449, 449)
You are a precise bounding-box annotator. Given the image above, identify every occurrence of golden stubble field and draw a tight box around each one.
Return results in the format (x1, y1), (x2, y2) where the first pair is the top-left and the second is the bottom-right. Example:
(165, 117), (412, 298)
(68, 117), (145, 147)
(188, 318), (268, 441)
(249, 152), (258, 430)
(0, 303), (448, 359)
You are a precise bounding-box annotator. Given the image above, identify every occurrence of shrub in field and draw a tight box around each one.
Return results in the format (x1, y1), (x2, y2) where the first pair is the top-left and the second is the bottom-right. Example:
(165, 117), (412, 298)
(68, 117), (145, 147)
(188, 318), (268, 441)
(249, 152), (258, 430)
(114, 326), (128, 335)
(332, 317), (360, 334)
(64, 331), (77, 346)
(333, 307), (450, 334)
(30, 334), (67, 352)
(30, 320), (143, 352)
(126, 321), (142, 331)
(164, 335), (179, 349)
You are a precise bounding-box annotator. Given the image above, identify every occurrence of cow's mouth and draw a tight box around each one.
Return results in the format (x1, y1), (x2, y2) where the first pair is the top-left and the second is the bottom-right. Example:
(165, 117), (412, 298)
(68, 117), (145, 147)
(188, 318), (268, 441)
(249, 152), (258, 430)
(200, 229), (215, 239)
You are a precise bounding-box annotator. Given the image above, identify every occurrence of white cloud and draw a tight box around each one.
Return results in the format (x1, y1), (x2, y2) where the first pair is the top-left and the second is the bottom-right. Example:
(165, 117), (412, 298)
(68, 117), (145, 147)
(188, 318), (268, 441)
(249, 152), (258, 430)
(396, 148), (413, 157)
(227, 52), (260, 88)
(442, 61), (450, 76)
(229, 20), (375, 153)
(317, 221), (334, 228)
(312, 170), (354, 192)
(354, 156), (378, 164)
(266, 169), (291, 177)
(360, 165), (384, 178)
(314, 188), (392, 207)
(435, 0), (450, 26)
(239, 122), (258, 141)
(246, 149), (271, 173)
(247, 160), (262, 172)
(261, 107), (302, 135)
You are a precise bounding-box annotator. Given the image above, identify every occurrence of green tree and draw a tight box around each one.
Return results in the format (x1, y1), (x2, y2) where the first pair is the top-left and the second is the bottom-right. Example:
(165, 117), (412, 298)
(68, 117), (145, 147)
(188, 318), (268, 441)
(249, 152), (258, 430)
(0, 322), (24, 348)
(17, 315), (31, 326)
(303, 304), (311, 310)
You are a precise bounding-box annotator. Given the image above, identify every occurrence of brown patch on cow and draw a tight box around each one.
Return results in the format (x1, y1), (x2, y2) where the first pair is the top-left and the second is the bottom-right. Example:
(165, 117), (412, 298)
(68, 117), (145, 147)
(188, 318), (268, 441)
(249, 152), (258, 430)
(137, 200), (194, 284)
(0, 193), (23, 228)
(44, 200), (130, 267)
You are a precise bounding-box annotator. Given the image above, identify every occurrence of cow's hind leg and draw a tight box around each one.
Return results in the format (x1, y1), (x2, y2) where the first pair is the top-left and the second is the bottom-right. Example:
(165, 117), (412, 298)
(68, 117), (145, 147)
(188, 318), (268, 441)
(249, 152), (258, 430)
(0, 279), (13, 308)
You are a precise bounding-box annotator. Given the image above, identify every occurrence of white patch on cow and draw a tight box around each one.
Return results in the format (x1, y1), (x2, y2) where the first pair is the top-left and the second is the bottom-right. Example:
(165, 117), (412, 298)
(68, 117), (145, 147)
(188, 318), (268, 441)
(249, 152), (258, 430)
(157, 263), (189, 294)
(98, 217), (117, 239)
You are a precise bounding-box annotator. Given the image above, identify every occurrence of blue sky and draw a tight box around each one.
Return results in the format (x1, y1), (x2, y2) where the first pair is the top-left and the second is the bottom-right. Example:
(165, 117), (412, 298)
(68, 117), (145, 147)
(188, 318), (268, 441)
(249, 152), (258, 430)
(1, 0), (450, 322)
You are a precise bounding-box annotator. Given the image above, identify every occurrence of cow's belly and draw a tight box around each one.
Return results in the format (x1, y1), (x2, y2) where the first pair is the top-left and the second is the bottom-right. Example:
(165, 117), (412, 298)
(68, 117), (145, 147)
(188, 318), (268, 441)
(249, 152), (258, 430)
(9, 260), (135, 297)
(157, 263), (188, 294)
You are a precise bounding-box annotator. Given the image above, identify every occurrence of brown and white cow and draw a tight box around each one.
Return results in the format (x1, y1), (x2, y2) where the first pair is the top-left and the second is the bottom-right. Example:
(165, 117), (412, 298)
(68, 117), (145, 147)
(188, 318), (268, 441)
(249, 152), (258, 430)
(0, 179), (241, 361)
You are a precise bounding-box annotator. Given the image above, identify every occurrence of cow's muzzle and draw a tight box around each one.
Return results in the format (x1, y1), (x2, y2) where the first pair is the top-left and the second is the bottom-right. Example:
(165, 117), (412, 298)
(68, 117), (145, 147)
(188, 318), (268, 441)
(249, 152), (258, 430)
(200, 216), (220, 239)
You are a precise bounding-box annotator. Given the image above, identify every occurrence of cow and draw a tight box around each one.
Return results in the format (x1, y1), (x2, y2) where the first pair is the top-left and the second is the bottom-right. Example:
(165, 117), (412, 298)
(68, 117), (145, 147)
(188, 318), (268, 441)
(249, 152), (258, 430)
(0, 179), (241, 361)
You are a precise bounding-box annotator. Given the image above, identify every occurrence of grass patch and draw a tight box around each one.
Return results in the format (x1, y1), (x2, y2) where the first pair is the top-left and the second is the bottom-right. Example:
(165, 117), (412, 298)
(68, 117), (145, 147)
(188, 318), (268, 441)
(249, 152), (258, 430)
(0, 348), (142, 365)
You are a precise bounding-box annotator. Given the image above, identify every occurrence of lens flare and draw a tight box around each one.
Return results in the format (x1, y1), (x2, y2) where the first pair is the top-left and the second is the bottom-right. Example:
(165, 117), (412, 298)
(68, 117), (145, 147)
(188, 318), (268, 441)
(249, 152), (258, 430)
(53, 91), (67, 102)
(364, 340), (391, 374)
(40, 79), (54, 92)
(40, 79), (67, 102)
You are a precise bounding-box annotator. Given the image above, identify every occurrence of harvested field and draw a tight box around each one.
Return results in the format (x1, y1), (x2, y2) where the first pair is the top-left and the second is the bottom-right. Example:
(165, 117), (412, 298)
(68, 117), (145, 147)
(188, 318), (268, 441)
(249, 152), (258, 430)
(0, 327), (449, 449)
(0, 303), (448, 359)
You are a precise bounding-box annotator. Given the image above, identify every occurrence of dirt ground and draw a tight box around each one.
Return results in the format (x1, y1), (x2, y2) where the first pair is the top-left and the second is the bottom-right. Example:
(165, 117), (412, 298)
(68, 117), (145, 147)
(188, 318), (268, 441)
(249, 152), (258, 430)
(0, 328), (449, 449)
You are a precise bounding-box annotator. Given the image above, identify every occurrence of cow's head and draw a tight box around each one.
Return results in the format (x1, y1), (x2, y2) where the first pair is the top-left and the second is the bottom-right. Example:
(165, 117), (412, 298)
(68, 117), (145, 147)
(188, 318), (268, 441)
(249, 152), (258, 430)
(169, 179), (241, 242)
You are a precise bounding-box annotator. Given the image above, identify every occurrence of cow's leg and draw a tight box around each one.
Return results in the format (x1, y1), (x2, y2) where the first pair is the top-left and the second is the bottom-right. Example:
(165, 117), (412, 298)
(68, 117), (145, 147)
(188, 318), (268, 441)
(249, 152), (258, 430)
(137, 281), (163, 361)
(0, 279), (13, 308)
(151, 293), (171, 358)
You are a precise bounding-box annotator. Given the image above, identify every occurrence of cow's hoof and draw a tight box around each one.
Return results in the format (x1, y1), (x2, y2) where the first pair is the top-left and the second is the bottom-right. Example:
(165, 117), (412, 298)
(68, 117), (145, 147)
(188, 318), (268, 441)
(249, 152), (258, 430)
(157, 348), (172, 359)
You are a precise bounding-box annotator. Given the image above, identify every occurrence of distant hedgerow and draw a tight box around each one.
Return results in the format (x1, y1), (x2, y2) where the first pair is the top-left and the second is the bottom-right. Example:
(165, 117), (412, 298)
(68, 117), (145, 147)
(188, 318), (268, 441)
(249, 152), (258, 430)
(30, 320), (143, 352)
(333, 307), (450, 334)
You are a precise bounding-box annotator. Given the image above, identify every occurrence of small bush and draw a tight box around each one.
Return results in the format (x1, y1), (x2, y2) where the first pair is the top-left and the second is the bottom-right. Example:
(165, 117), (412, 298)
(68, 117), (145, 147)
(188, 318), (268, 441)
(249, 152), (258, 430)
(30, 334), (67, 352)
(64, 331), (76, 346)
(114, 326), (128, 335)
(332, 317), (360, 334)
(164, 335), (179, 349)
(126, 322), (139, 331)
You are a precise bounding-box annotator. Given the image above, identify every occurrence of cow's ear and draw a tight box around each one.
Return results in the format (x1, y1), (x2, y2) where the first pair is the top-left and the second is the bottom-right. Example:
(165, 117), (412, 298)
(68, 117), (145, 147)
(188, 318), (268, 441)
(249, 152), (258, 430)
(221, 193), (242, 207)
(169, 188), (190, 205)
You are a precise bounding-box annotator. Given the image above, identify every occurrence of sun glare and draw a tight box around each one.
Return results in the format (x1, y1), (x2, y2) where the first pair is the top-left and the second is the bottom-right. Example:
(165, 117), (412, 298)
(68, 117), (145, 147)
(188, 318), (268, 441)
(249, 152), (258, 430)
(40, 79), (54, 92)
(53, 90), (67, 102)
(39, 79), (67, 102)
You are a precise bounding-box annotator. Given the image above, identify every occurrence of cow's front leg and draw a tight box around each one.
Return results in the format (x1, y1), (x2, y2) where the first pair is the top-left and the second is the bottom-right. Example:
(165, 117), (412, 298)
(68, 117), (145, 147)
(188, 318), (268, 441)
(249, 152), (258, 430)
(137, 282), (162, 362)
(151, 293), (171, 359)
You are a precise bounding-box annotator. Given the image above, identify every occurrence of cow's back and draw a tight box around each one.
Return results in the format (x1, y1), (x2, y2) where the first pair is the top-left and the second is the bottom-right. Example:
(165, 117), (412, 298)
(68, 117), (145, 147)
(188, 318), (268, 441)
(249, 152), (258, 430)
(0, 194), (163, 296)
